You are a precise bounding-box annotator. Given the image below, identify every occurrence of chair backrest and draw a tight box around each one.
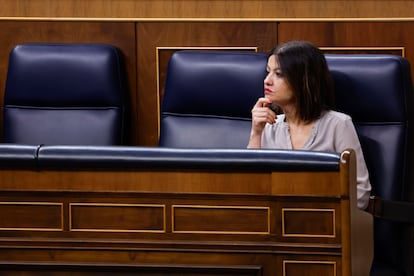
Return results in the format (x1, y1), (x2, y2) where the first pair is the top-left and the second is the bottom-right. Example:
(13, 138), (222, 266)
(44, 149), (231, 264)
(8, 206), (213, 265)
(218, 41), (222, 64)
(159, 50), (268, 148)
(160, 50), (414, 275)
(2, 43), (128, 145)
(326, 54), (414, 276)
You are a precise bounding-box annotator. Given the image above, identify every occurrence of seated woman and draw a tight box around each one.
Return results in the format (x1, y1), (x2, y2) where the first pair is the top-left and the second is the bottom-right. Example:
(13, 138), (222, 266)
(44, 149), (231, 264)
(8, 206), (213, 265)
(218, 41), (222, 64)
(248, 40), (371, 210)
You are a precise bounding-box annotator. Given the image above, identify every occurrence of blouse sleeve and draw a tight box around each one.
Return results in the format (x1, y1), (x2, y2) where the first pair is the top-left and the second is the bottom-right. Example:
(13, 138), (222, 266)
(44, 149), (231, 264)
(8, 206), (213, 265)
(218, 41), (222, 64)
(334, 117), (371, 210)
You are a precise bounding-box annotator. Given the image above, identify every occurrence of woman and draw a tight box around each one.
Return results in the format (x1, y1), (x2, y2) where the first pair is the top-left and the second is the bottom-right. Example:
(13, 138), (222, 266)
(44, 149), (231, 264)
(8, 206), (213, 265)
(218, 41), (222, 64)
(247, 40), (371, 210)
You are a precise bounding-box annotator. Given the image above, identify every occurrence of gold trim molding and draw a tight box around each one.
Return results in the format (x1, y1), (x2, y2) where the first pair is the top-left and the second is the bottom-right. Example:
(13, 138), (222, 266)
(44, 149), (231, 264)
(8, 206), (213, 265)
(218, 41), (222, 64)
(321, 47), (406, 57)
(1, 17), (414, 22)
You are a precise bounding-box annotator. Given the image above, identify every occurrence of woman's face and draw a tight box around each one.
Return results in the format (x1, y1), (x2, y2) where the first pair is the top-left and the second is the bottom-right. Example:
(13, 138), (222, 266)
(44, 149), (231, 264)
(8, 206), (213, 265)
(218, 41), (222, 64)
(264, 55), (295, 108)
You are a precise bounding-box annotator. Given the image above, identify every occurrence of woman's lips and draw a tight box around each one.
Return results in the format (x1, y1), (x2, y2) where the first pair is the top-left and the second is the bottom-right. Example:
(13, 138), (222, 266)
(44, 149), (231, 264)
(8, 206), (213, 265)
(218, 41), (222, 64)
(264, 88), (272, 95)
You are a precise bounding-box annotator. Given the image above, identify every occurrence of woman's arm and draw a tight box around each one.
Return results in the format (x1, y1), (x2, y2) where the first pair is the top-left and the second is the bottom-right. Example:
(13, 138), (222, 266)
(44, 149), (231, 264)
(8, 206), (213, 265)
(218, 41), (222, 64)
(335, 117), (372, 210)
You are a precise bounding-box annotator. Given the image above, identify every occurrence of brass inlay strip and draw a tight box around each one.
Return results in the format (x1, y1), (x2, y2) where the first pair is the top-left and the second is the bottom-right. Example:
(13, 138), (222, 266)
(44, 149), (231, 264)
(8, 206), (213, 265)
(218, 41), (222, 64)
(283, 260), (337, 276)
(172, 204), (270, 234)
(321, 46), (405, 57)
(69, 203), (166, 233)
(1, 17), (414, 22)
(281, 208), (336, 238)
(0, 202), (63, 231)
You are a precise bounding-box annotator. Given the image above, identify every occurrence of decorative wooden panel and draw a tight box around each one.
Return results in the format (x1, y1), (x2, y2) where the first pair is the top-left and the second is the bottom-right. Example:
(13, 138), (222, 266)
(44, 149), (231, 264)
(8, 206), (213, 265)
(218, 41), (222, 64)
(70, 203), (165, 233)
(0, 150), (372, 275)
(278, 22), (414, 77)
(282, 208), (336, 238)
(0, 202), (62, 231)
(321, 47), (405, 56)
(283, 260), (337, 276)
(172, 205), (270, 234)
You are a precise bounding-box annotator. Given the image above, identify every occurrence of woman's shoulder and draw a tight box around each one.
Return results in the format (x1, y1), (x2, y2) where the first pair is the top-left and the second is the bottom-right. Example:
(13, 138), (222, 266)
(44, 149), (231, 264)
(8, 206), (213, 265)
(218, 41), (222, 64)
(322, 110), (352, 122)
(318, 110), (354, 129)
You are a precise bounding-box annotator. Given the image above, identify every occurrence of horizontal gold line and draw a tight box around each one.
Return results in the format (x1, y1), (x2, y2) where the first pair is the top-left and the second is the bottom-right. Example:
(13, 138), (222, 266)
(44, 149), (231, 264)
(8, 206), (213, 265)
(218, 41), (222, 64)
(282, 233), (336, 238)
(70, 229), (166, 233)
(283, 260), (337, 265)
(0, 227), (62, 231)
(70, 203), (165, 208)
(172, 230), (269, 235)
(1, 17), (414, 22)
(282, 208), (335, 212)
(156, 46), (258, 50)
(172, 205), (270, 210)
(0, 202), (62, 206)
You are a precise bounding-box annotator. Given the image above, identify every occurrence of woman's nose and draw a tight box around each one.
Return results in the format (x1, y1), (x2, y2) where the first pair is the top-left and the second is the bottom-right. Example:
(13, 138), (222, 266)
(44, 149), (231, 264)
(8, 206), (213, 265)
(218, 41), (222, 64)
(264, 74), (272, 85)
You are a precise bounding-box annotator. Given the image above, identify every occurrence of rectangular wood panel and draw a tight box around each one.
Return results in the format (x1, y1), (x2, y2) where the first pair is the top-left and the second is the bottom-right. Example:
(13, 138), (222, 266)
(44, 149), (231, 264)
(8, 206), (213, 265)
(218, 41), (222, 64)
(282, 208), (335, 237)
(283, 260), (337, 276)
(172, 205), (270, 234)
(0, 202), (62, 231)
(70, 203), (165, 232)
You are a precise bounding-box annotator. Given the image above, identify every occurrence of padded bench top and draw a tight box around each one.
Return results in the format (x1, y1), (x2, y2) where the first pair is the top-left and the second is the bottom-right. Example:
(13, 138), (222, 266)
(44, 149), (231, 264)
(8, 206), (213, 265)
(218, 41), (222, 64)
(35, 145), (341, 171)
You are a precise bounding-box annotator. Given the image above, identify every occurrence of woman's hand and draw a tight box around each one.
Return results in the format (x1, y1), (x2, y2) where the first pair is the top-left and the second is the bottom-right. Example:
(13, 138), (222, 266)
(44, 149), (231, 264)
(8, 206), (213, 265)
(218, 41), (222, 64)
(247, 97), (276, 148)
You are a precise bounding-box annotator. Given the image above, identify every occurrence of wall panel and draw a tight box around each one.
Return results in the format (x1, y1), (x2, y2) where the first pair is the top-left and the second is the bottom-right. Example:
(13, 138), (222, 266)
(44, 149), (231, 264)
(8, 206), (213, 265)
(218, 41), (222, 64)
(278, 22), (414, 62)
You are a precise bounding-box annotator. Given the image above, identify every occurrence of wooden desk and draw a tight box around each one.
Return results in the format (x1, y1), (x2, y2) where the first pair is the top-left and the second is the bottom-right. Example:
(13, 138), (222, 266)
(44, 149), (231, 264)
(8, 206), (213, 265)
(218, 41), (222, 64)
(0, 149), (372, 275)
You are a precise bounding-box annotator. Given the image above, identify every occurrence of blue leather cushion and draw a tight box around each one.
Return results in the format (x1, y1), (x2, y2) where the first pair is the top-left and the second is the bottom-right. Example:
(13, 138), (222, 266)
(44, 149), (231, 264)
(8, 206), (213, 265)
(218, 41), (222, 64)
(37, 145), (340, 172)
(159, 50), (268, 148)
(0, 144), (38, 168)
(3, 43), (127, 145)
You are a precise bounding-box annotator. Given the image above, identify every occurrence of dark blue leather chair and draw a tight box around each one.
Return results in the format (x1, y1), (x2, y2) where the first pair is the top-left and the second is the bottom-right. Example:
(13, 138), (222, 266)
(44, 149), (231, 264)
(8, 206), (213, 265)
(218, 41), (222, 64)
(326, 54), (414, 276)
(2, 43), (128, 145)
(159, 50), (268, 148)
(160, 50), (414, 276)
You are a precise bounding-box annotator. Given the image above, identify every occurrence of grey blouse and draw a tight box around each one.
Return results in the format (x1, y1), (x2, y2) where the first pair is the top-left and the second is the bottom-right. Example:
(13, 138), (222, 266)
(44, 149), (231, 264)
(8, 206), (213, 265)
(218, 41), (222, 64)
(261, 110), (371, 210)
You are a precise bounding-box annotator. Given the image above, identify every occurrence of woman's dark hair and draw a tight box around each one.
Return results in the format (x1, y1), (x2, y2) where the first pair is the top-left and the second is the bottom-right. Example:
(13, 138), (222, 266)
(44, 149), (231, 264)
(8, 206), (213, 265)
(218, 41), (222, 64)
(271, 40), (335, 122)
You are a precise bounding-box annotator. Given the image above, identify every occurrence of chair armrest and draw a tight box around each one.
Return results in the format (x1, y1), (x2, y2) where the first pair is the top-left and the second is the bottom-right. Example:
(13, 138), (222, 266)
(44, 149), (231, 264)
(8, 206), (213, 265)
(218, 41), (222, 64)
(367, 196), (414, 223)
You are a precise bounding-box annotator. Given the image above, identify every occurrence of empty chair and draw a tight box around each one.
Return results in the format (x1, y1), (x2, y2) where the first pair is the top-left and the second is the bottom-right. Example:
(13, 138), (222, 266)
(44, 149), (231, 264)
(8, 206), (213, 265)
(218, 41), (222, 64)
(159, 50), (268, 148)
(2, 43), (128, 145)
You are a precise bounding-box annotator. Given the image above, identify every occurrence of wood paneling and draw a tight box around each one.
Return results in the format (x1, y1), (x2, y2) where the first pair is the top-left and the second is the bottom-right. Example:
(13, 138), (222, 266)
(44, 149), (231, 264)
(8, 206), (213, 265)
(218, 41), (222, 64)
(278, 21), (414, 62)
(0, 150), (365, 275)
(0, 0), (414, 18)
